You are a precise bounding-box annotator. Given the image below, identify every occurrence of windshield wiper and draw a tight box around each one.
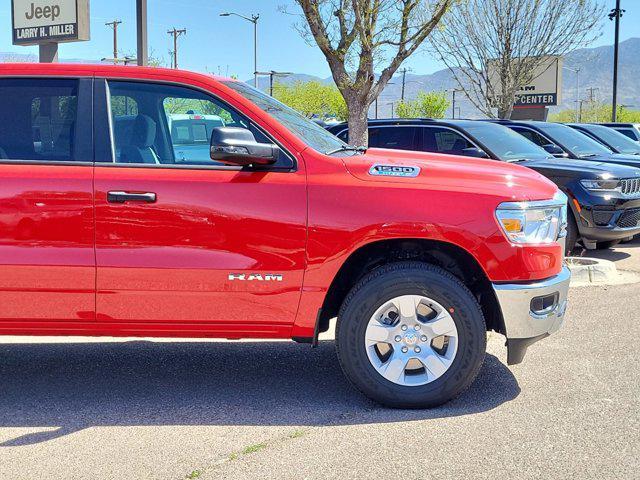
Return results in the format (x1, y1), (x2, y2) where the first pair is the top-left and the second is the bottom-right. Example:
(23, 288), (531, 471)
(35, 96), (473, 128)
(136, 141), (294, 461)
(579, 153), (599, 158)
(326, 145), (367, 155)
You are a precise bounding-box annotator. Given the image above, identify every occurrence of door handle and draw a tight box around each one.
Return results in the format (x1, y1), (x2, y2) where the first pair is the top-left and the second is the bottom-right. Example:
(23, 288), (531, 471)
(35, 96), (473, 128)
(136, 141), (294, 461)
(107, 191), (157, 204)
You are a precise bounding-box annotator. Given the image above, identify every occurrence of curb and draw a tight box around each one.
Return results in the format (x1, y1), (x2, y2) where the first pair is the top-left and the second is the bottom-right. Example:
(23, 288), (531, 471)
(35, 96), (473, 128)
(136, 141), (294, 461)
(566, 257), (640, 286)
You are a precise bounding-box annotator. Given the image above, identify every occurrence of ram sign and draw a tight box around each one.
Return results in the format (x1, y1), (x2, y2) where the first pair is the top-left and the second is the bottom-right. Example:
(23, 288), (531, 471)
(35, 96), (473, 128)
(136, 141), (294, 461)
(12, 0), (90, 45)
(488, 55), (563, 107)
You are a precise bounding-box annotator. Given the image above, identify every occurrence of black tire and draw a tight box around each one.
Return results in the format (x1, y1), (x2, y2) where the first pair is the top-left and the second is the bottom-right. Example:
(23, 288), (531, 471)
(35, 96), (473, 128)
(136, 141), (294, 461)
(335, 261), (486, 409)
(595, 240), (621, 250)
(565, 209), (579, 256)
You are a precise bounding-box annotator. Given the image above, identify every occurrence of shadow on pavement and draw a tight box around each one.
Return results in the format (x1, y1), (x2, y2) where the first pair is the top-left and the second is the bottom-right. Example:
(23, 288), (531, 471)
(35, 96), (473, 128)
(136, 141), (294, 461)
(0, 340), (520, 446)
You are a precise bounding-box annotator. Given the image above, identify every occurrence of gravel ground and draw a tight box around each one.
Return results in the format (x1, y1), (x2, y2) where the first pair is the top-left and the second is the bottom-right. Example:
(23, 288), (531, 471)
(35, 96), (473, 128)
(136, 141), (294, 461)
(0, 242), (638, 479)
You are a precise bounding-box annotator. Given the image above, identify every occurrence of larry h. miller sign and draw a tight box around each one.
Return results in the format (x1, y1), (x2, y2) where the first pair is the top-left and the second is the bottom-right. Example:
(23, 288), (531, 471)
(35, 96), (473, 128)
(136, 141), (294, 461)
(12, 0), (90, 46)
(488, 55), (563, 108)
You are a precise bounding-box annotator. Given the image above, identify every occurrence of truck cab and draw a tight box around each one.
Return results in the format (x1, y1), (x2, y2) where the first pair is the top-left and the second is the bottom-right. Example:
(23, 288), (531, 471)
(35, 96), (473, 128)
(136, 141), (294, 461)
(0, 64), (569, 408)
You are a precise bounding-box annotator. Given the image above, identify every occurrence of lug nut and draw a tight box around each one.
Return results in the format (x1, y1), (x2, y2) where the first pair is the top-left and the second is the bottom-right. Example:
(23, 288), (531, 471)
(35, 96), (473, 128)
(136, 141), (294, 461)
(401, 346), (408, 353)
(414, 324), (421, 331)
(401, 325), (408, 331)
(414, 346), (421, 353)
(421, 335), (428, 342)
(394, 335), (402, 342)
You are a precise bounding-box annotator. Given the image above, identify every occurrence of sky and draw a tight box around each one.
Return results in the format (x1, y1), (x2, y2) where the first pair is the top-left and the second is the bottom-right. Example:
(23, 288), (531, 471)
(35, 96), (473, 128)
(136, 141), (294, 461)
(1, 0), (639, 80)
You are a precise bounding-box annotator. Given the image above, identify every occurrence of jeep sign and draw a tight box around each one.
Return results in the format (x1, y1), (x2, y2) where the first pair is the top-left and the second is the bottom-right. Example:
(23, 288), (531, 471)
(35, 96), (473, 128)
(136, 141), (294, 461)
(12, 0), (90, 46)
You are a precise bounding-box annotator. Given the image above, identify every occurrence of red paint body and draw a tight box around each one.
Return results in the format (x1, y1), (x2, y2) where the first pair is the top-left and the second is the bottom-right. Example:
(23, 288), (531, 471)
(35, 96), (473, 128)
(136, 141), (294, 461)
(0, 64), (562, 339)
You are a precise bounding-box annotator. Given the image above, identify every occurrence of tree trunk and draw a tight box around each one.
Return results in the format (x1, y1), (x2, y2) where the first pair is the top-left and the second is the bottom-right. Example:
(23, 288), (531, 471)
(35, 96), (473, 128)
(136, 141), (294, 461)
(346, 97), (370, 146)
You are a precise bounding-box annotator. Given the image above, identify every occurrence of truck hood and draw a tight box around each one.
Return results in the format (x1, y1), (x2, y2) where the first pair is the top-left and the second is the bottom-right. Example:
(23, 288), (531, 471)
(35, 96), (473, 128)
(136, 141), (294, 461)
(521, 157), (640, 179)
(343, 148), (557, 201)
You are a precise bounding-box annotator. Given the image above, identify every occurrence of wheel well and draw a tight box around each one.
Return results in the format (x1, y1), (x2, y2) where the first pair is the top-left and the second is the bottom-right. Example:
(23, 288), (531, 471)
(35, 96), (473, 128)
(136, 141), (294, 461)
(318, 239), (504, 336)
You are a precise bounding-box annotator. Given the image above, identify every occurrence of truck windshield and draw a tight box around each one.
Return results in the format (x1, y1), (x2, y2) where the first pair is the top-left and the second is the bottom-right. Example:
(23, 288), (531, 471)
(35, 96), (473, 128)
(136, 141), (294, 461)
(463, 123), (551, 161)
(221, 81), (351, 155)
(578, 124), (640, 155)
(536, 123), (613, 157)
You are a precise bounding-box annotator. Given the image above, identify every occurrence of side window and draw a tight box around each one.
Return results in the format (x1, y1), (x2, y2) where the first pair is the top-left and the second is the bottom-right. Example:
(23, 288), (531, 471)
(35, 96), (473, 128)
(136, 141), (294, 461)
(336, 130), (349, 142)
(0, 79), (79, 162)
(107, 81), (292, 167)
(423, 127), (473, 154)
(617, 128), (640, 141)
(368, 127), (418, 151)
(511, 127), (550, 147)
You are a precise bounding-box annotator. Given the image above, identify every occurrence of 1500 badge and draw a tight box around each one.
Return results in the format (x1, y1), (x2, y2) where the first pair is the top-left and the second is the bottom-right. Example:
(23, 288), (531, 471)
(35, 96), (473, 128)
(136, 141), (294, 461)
(369, 164), (421, 178)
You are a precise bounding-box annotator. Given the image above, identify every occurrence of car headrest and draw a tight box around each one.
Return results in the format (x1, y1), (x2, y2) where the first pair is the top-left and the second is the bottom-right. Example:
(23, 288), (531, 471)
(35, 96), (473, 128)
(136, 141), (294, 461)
(131, 115), (157, 148)
(0, 147), (7, 159)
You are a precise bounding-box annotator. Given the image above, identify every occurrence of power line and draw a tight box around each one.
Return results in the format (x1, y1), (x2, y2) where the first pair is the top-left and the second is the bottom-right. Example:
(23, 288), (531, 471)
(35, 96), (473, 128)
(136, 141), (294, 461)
(167, 28), (187, 69)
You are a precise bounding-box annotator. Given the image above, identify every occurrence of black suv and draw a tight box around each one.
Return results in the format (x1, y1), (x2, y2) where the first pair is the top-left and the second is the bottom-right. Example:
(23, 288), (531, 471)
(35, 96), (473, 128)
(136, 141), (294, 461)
(566, 123), (640, 155)
(599, 123), (640, 142)
(327, 119), (640, 252)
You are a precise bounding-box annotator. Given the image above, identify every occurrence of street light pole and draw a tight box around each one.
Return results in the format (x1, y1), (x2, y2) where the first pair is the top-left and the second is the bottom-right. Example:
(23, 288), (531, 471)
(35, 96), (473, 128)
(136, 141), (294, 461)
(220, 12), (260, 88)
(563, 66), (581, 121)
(609, 0), (624, 122)
(136, 0), (148, 66)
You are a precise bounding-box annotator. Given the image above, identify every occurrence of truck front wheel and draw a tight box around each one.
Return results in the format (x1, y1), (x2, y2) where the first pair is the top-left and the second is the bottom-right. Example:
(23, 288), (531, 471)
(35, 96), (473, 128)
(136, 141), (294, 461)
(336, 262), (486, 408)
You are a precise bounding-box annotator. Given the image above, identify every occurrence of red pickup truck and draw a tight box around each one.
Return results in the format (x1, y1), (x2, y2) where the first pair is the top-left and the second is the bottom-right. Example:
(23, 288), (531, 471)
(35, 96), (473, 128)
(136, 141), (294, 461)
(0, 64), (570, 407)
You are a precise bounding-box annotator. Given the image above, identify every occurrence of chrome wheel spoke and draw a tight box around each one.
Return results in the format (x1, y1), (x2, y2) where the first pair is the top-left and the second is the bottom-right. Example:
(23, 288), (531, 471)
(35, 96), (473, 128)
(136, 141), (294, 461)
(423, 312), (457, 338)
(394, 295), (418, 322)
(379, 353), (408, 383)
(419, 347), (451, 378)
(365, 322), (393, 344)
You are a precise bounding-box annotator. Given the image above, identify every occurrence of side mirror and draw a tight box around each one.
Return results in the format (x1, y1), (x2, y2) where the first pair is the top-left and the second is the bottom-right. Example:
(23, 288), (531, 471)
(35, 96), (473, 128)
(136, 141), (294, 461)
(461, 147), (490, 158)
(542, 143), (567, 157)
(210, 127), (279, 166)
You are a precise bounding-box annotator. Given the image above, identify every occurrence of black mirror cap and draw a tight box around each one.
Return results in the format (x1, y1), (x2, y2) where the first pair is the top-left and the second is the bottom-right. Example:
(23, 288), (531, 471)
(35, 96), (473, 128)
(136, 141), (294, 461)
(210, 127), (279, 166)
(461, 147), (490, 158)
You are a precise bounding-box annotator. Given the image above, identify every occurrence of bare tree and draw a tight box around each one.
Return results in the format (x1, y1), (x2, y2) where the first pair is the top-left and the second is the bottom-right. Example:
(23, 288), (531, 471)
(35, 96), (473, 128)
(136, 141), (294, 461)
(289, 0), (452, 145)
(430, 0), (603, 118)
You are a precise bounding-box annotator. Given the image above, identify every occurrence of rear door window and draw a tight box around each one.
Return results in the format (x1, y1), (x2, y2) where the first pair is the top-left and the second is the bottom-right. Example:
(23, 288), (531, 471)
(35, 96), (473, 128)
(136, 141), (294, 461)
(0, 79), (82, 162)
(510, 127), (552, 147)
(368, 127), (419, 151)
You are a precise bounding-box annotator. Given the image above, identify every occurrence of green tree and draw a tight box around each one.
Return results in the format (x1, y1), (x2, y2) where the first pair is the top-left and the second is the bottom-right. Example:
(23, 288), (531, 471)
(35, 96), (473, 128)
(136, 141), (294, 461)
(289, 0), (452, 145)
(549, 103), (640, 123)
(272, 81), (347, 120)
(396, 91), (450, 119)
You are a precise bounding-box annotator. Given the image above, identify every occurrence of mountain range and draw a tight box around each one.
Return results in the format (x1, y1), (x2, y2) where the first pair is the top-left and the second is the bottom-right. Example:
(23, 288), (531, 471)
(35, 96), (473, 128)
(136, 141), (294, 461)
(3, 37), (637, 119)
(249, 37), (640, 119)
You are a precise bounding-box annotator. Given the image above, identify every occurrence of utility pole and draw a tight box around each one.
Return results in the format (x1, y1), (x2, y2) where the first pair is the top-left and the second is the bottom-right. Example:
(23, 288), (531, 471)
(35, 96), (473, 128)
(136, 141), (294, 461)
(167, 28), (187, 69)
(136, 0), (148, 66)
(586, 87), (599, 103)
(609, 0), (624, 122)
(400, 68), (408, 101)
(105, 20), (122, 65)
(256, 71), (293, 96)
(447, 89), (462, 119)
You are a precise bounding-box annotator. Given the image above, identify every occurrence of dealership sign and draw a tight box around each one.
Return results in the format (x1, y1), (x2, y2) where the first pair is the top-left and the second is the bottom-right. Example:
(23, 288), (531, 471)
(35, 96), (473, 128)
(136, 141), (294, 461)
(12, 0), (90, 45)
(488, 55), (563, 108)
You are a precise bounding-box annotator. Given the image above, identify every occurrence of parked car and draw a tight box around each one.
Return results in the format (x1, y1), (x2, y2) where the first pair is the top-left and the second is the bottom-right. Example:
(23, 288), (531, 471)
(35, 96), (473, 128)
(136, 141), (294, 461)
(599, 122), (640, 142)
(168, 113), (226, 163)
(566, 123), (640, 155)
(0, 64), (571, 408)
(327, 119), (640, 252)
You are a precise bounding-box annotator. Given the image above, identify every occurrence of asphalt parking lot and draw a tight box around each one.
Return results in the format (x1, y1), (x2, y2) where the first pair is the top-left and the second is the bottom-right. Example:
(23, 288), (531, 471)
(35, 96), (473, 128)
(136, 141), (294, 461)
(1, 239), (639, 480)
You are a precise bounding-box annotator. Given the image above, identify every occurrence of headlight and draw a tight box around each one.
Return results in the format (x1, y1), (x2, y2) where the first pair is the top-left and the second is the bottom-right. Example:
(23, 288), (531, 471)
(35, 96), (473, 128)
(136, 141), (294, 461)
(495, 191), (568, 244)
(580, 179), (621, 192)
